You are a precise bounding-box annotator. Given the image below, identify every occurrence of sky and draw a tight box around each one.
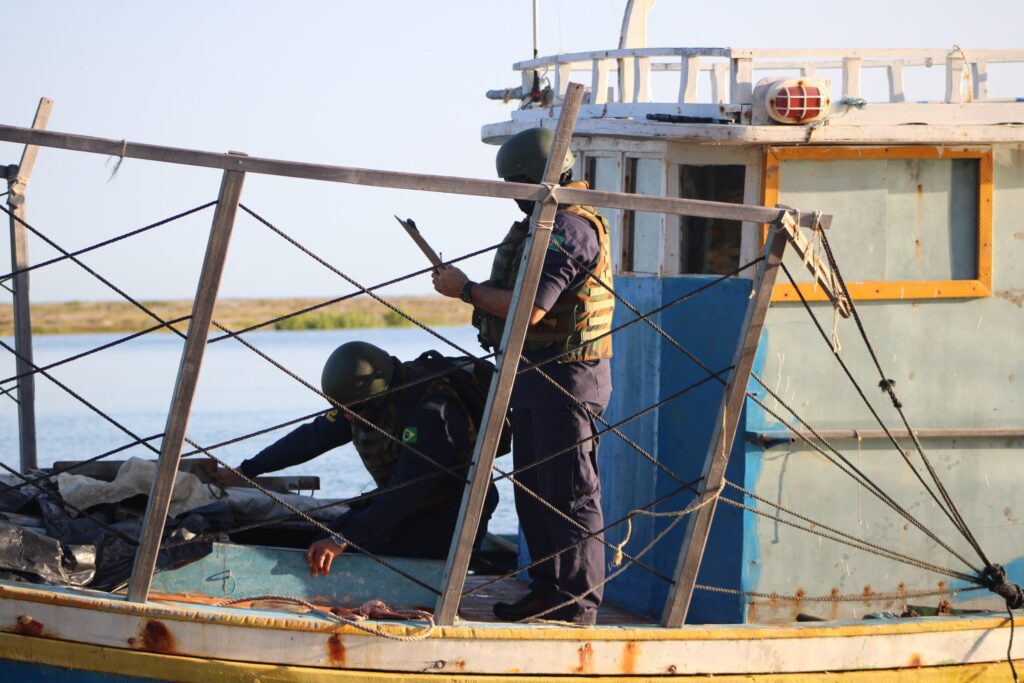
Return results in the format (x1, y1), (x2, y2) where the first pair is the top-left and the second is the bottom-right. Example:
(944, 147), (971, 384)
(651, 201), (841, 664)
(2, 0), (1022, 303)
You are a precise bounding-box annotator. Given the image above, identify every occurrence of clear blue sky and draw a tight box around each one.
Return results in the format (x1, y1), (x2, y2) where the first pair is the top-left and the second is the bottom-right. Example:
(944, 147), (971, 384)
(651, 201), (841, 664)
(2, 0), (1022, 303)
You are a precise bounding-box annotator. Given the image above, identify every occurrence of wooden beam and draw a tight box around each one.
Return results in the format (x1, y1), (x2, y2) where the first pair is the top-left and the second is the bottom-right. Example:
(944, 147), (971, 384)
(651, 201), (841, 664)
(591, 59), (610, 105)
(0, 124), (831, 229)
(6, 97), (53, 473)
(775, 211), (851, 317)
(660, 226), (788, 627)
(433, 83), (586, 626)
(126, 157), (246, 603)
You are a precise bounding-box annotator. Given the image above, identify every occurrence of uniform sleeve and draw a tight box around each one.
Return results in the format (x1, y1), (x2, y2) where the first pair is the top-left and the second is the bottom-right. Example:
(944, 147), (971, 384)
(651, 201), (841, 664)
(238, 410), (353, 477)
(532, 212), (599, 312)
(333, 397), (470, 548)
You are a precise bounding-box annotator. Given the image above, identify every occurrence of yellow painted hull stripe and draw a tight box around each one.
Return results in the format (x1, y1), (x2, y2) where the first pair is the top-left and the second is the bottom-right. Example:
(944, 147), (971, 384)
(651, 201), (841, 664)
(0, 631), (1021, 683)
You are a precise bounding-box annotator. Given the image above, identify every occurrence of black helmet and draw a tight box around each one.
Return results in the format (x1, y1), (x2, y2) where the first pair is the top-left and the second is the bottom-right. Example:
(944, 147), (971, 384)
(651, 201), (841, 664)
(320, 341), (394, 406)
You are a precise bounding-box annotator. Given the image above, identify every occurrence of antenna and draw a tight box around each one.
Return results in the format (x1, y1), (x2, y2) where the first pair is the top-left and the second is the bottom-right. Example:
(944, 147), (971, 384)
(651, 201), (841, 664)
(532, 0), (539, 58)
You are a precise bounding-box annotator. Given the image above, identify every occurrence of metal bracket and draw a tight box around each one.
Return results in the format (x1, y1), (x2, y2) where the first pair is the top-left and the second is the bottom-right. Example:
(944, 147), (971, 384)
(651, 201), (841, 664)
(776, 207), (851, 318)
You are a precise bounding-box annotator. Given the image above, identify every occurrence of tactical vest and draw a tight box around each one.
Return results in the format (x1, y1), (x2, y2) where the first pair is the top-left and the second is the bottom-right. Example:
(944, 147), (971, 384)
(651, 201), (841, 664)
(475, 185), (615, 362)
(349, 358), (479, 497)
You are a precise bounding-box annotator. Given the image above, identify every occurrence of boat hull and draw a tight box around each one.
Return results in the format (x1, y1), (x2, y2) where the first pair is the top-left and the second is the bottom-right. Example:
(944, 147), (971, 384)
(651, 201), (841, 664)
(0, 582), (1022, 680)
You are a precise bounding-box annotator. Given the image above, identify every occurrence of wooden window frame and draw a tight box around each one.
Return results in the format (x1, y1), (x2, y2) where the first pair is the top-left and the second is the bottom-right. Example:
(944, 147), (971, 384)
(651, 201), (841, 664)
(763, 145), (993, 303)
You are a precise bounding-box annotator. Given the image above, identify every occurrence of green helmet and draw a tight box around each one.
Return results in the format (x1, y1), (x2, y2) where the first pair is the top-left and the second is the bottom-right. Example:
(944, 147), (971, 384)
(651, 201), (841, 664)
(321, 341), (394, 406)
(495, 127), (575, 182)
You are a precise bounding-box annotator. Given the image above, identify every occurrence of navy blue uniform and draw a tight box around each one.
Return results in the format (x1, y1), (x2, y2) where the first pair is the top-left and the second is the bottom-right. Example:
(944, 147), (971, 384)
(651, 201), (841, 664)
(512, 210), (610, 624)
(240, 392), (498, 559)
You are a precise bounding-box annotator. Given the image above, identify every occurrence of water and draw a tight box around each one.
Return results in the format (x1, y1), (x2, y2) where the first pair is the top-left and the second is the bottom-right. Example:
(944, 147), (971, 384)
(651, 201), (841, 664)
(0, 326), (519, 535)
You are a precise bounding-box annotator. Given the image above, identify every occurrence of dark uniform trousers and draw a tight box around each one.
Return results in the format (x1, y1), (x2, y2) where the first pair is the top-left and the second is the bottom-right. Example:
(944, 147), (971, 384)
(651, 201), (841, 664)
(511, 401), (605, 623)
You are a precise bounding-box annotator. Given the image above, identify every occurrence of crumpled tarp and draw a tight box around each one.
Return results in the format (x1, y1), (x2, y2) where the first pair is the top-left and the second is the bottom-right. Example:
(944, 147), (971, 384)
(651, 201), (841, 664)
(224, 487), (349, 525)
(57, 457), (218, 518)
(37, 495), (234, 590)
(0, 521), (96, 586)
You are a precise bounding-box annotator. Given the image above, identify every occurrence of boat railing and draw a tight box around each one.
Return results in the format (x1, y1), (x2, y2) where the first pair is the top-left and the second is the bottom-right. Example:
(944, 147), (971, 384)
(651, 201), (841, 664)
(1, 88), (1005, 631)
(507, 47), (1024, 117)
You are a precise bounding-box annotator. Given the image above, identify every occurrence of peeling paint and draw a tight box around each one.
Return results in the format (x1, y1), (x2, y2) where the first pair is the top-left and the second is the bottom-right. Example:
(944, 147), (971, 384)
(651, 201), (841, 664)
(14, 616), (44, 638)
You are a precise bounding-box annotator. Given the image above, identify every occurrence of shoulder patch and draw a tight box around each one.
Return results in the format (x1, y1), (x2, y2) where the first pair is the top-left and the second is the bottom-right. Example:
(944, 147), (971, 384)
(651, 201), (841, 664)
(547, 233), (566, 252)
(401, 427), (418, 444)
(324, 409), (338, 422)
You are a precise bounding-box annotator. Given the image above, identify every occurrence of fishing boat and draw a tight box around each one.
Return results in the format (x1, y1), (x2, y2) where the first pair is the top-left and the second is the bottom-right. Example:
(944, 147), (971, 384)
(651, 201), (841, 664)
(1, 1), (1023, 679)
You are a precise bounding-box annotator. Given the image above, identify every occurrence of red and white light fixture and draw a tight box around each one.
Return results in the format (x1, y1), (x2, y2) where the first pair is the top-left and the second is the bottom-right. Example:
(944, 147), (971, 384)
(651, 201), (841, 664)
(764, 78), (831, 124)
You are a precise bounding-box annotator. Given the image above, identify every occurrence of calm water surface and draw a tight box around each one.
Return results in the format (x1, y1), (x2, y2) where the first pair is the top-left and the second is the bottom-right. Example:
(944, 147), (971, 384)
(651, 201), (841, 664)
(0, 326), (518, 534)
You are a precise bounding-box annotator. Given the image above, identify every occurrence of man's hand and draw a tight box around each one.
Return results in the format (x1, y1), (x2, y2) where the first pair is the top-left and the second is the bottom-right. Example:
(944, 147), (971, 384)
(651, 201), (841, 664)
(306, 537), (347, 577)
(431, 265), (468, 298)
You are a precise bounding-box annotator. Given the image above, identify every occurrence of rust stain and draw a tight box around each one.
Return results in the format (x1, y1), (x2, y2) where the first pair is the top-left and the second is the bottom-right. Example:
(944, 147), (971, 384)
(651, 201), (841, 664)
(1013, 232), (1024, 241)
(327, 634), (346, 666)
(1010, 374), (1017, 383)
(14, 616), (44, 637)
(1005, 507), (1018, 522)
(572, 643), (594, 674)
(829, 588), (840, 621)
(937, 600), (954, 616)
(909, 654), (923, 667)
(133, 620), (177, 654)
(792, 588), (806, 621)
(995, 289), (1024, 309)
(862, 585), (874, 604)
(622, 641), (638, 674)
(451, 660), (466, 672)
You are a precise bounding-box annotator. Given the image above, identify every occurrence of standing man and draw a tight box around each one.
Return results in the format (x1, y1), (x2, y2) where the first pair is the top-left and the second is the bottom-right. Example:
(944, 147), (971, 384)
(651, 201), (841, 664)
(230, 341), (499, 576)
(432, 127), (614, 624)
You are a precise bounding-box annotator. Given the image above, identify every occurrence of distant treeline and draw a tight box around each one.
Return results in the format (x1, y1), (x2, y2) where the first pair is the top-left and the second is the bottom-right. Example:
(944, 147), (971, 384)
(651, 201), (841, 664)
(0, 296), (471, 336)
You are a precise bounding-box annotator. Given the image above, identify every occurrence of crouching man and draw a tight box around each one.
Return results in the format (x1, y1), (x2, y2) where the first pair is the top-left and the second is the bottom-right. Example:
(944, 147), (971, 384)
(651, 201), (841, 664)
(233, 341), (500, 577)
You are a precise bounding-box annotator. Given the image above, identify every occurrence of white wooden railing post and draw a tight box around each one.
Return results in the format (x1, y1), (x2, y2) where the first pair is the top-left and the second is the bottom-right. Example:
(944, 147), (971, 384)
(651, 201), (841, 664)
(592, 59), (610, 104)
(972, 61), (989, 101)
(729, 57), (753, 104)
(842, 57), (862, 99)
(888, 63), (906, 102)
(711, 63), (728, 104)
(679, 56), (700, 103)
(945, 53), (966, 103)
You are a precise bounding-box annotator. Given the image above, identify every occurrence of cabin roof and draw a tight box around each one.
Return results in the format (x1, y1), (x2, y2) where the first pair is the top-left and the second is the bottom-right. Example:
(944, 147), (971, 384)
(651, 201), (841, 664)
(482, 47), (1024, 145)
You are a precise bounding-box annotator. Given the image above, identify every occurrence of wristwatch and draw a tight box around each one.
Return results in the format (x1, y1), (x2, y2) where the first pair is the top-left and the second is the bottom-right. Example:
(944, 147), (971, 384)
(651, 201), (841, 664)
(459, 280), (475, 304)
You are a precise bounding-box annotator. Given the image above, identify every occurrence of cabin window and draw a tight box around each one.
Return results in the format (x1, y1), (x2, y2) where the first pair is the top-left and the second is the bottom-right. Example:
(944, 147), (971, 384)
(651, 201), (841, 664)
(678, 165), (746, 275)
(622, 157), (664, 274)
(764, 147), (993, 302)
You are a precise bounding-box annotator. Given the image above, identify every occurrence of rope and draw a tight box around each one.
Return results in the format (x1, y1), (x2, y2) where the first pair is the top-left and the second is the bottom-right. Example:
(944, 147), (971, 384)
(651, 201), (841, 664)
(207, 240), (504, 342)
(612, 483), (724, 567)
(775, 262), (983, 572)
(696, 583), (984, 604)
(816, 230), (991, 568)
(216, 595), (434, 641)
(0, 201), (217, 285)
(720, 481), (979, 584)
(462, 480), (700, 597)
(0, 316), (191, 389)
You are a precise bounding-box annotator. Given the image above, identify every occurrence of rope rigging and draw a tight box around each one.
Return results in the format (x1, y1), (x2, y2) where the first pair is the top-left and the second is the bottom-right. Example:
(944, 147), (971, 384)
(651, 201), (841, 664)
(1, 189), (1019, 649)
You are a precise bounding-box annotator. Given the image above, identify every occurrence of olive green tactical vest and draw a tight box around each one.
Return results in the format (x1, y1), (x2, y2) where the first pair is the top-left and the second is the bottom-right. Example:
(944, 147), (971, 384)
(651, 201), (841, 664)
(349, 370), (477, 496)
(474, 186), (615, 362)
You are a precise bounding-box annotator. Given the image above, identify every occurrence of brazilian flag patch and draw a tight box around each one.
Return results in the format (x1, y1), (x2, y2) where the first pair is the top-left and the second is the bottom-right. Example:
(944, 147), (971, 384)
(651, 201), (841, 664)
(548, 234), (565, 252)
(401, 427), (418, 444)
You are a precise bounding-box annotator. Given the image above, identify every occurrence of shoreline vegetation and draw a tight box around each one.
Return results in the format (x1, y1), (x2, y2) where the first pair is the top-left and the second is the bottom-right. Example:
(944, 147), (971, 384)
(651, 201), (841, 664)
(0, 296), (471, 336)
